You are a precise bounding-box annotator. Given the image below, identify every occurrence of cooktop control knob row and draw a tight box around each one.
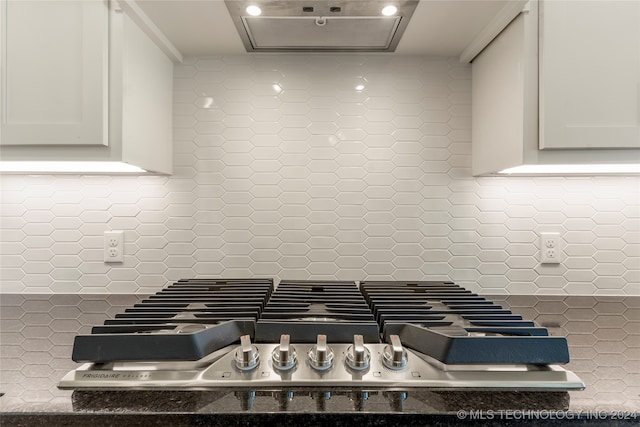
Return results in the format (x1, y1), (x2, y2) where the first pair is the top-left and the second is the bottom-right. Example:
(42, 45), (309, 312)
(382, 334), (408, 370)
(271, 334), (297, 370)
(307, 334), (334, 370)
(234, 335), (260, 370)
(345, 334), (371, 370)
(234, 333), (408, 373)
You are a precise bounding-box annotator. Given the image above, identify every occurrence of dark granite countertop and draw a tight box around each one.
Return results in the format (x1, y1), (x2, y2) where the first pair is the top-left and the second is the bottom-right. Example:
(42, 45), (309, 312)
(1, 294), (638, 425)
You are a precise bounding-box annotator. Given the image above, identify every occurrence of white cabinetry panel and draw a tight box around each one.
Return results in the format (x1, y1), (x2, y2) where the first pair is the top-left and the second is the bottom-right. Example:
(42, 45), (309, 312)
(1, 0), (108, 146)
(121, 13), (173, 174)
(472, 14), (527, 175)
(0, 1), (175, 174)
(470, 1), (640, 175)
(540, 0), (640, 149)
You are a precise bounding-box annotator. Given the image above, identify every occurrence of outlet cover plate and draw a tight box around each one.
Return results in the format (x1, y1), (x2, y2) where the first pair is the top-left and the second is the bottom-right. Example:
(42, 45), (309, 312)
(539, 232), (561, 264)
(104, 231), (124, 263)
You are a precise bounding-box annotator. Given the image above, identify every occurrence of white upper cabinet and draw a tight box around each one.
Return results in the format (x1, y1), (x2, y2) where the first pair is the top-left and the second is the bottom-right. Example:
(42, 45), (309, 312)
(470, 0), (640, 175)
(540, 0), (640, 150)
(1, 0), (108, 146)
(0, 0), (179, 174)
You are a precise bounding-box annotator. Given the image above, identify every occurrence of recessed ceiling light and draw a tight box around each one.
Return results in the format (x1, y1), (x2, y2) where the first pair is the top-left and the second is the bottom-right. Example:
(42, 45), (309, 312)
(381, 5), (398, 16)
(246, 5), (262, 16)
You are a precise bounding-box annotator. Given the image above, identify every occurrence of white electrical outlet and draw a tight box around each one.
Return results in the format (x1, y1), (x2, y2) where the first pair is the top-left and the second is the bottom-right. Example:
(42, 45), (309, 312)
(104, 231), (124, 263)
(539, 232), (561, 264)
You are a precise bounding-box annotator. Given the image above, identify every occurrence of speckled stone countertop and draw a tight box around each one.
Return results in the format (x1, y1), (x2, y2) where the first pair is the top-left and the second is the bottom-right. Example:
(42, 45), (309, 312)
(1, 294), (638, 426)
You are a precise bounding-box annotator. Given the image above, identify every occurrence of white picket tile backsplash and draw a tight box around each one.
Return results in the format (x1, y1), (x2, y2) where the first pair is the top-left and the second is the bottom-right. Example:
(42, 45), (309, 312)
(0, 55), (639, 295)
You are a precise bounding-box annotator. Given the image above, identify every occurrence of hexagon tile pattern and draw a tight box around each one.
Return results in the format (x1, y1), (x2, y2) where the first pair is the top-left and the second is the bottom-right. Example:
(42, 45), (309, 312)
(0, 294), (138, 409)
(497, 295), (640, 410)
(0, 55), (639, 294)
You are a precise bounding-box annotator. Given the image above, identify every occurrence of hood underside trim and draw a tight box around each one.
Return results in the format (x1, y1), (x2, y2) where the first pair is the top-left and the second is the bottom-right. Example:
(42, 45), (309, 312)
(225, 0), (419, 52)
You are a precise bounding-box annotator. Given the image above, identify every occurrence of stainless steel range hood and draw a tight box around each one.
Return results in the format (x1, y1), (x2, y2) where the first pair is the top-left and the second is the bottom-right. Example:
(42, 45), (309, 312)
(224, 0), (419, 52)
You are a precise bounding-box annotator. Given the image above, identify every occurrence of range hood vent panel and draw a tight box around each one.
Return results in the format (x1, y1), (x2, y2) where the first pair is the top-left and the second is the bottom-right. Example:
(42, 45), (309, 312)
(243, 16), (401, 51)
(225, 1), (419, 53)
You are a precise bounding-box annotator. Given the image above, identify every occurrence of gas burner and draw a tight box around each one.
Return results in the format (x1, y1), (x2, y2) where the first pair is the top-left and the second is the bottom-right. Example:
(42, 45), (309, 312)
(255, 280), (379, 342)
(71, 278), (273, 362)
(360, 281), (570, 365)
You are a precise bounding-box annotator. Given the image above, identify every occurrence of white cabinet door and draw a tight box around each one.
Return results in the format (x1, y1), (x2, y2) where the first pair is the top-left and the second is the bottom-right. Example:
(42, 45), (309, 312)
(540, 0), (640, 149)
(1, 0), (108, 146)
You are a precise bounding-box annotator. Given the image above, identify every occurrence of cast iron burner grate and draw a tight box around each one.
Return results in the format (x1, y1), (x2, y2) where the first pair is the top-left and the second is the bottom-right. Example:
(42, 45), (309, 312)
(360, 281), (570, 365)
(71, 278), (273, 362)
(254, 280), (380, 343)
(70, 278), (571, 366)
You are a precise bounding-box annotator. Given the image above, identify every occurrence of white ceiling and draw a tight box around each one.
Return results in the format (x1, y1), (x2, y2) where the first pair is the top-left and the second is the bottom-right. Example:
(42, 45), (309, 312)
(135, 0), (508, 57)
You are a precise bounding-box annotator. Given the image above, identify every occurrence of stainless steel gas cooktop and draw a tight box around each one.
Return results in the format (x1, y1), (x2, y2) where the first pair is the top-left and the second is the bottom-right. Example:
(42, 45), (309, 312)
(58, 279), (585, 391)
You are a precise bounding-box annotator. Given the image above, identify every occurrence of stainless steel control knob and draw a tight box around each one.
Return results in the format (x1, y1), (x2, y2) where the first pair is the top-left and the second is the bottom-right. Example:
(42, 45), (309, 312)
(345, 334), (371, 370)
(234, 334), (260, 370)
(382, 334), (408, 370)
(271, 334), (297, 370)
(308, 334), (334, 370)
